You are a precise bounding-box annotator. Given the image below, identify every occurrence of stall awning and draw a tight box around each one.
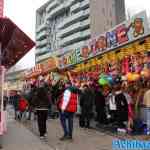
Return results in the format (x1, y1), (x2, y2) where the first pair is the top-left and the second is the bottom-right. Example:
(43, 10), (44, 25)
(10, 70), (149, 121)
(0, 17), (35, 68)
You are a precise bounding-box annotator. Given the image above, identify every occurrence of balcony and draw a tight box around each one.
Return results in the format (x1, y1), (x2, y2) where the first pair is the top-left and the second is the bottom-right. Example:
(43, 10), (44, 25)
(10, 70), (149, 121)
(36, 48), (49, 55)
(36, 39), (48, 48)
(60, 29), (91, 47)
(71, 3), (80, 13)
(80, 0), (89, 9)
(36, 52), (51, 63)
(64, 41), (87, 51)
(36, 30), (47, 40)
(46, 0), (58, 13)
(46, 4), (66, 20)
(36, 22), (46, 33)
(58, 18), (90, 38)
(58, 9), (90, 29)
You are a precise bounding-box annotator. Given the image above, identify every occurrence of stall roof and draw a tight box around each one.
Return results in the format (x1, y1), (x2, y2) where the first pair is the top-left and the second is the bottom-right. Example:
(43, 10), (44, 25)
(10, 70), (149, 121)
(0, 17), (35, 68)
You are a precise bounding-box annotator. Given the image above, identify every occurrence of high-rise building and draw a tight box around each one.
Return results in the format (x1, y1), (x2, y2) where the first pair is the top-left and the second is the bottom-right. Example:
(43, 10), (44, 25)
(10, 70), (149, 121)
(35, 0), (125, 63)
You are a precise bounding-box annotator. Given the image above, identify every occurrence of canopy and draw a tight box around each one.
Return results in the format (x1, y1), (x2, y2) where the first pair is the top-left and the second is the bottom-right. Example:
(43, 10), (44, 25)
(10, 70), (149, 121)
(0, 17), (35, 68)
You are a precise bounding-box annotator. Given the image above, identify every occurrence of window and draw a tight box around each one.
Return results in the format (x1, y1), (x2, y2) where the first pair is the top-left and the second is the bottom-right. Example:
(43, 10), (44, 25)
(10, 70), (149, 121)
(102, 8), (105, 15)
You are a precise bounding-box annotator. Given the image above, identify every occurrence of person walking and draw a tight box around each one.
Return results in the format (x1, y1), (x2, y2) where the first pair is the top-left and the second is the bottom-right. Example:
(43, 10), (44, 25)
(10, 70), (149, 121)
(79, 84), (94, 128)
(58, 82), (79, 141)
(31, 86), (50, 139)
(12, 91), (20, 120)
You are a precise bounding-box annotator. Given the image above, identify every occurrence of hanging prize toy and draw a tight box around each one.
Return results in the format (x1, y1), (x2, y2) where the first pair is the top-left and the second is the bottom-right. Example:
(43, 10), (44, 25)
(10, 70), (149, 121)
(122, 56), (129, 74)
(147, 51), (150, 69)
(136, 53), (143, 73)
(130, 55), (135, 72)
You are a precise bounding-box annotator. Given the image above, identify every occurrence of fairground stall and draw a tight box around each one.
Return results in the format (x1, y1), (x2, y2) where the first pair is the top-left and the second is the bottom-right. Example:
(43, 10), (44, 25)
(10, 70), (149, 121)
(57, 11), (150, 134)
(0, 17), (35, 135)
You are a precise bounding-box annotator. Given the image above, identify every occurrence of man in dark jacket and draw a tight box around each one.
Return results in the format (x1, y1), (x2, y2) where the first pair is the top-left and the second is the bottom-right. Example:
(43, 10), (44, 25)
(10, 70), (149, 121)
(79, 84), (94, 128)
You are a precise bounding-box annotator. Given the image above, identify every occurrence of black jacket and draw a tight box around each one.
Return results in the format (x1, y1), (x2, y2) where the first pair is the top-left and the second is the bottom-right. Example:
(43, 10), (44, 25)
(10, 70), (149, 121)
(115, 92), (128, 112)
(80, 88), (94, 113)
(31, 87), (50, 109)
(95, 90), (105, 109)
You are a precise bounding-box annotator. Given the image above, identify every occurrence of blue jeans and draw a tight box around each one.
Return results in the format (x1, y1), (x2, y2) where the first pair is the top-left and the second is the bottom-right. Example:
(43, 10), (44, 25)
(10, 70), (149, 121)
(60, 112), (74, 137)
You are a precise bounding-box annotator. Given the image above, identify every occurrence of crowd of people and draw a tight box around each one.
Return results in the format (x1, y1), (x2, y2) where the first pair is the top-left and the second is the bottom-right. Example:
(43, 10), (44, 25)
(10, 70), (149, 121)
(9, 75), (150, 140)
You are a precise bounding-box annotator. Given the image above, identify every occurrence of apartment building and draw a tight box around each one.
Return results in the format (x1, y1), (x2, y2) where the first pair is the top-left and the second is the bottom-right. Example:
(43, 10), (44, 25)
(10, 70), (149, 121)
(35, 0), (125, 63)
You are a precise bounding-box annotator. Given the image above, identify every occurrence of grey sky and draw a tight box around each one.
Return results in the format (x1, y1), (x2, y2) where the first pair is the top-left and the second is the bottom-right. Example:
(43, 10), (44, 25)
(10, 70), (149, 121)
(4, 0), (150, 70)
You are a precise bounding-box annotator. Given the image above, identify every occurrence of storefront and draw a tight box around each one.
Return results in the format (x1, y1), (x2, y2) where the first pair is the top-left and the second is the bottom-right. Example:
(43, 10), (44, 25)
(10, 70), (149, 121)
(24, 57), (59, 88)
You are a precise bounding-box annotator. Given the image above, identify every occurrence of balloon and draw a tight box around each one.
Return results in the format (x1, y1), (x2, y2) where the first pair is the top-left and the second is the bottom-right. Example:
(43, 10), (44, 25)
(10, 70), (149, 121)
(122, 75), (127, 81)
(133, 73), (140, 81)
(141, 69), (150, 78)
(98, 78), (109, 86)
(107, 76), (114, 85)
(126, 72), (140, 81)
(126, 73), (134, 81)
(99, 74), (108, 79)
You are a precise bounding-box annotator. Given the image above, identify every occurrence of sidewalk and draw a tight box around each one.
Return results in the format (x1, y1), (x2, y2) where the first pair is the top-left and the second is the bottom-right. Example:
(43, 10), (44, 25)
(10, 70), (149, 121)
(1, 106), (53, 150)
(25, 119), (113, 150)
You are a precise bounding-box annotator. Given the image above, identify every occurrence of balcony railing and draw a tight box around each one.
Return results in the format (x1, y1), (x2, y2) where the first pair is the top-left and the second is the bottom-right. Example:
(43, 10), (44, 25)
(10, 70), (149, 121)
(58, 9), (90, 29)
(36, 22), (46, 33)
(80, 0), (89, 9)
(46, 4), (66, 20)
(57, 18), (90, 38)
(36, 52), (51, 63)
(46, 0), (58, 13)
(36, 48), (49, 55)
(36, 39), (48, 48)
(71, 3), (80, 13)
(60, 29), (90, 46)
(36, 30), (47, 40)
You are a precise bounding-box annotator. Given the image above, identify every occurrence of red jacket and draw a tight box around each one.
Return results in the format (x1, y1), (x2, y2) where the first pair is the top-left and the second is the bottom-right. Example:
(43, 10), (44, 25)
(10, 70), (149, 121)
(59, 92), (78, 113)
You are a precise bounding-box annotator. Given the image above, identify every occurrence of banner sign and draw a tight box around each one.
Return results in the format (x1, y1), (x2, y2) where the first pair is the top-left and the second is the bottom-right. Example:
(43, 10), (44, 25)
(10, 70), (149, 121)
(42, 58), (57, 73)
(58, 11), (150, 69)
(0, 0), (4, 17)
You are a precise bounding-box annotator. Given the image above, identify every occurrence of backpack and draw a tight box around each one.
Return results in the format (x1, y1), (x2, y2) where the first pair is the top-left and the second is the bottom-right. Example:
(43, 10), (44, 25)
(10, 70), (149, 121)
(19, 98), (28, 112)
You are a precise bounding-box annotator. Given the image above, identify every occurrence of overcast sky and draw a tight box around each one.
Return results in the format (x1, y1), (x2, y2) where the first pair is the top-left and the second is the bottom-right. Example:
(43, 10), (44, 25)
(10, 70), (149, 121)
(4, 0), (150, 70)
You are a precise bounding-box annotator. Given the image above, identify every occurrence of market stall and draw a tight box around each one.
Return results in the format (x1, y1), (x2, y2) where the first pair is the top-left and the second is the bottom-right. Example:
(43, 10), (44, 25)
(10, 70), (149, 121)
(57, 11), (150, 134)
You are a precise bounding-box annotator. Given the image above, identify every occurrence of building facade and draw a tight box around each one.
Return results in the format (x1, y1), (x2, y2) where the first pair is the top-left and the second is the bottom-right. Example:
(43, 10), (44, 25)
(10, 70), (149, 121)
(35, 0), (125, 63)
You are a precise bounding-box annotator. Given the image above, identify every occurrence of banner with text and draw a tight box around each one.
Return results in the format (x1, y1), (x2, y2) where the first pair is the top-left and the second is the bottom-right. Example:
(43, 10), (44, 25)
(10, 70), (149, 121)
(58, 11), (150, 69)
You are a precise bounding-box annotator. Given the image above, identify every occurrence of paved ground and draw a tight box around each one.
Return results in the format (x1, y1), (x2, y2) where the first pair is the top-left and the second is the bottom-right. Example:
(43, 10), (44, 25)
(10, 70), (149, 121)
(5, 105), (150, 150)
(1, 106), (53, 150)
(24, 118), (113, 150)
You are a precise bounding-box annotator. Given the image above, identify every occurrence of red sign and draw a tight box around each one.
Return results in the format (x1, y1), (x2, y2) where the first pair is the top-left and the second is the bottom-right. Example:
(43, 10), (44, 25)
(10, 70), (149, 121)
(0, 0), (4, 17)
